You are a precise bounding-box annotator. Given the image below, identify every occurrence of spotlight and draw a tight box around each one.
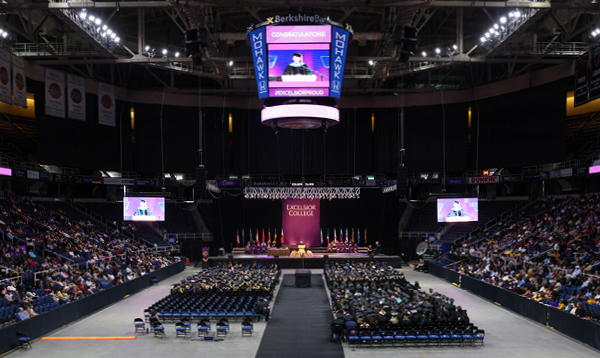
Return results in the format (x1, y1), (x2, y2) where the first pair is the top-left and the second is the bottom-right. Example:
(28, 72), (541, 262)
(1, 33), (6, 39)
(175, 52), (180, 58)
(421, 51), (427, 57)
(101, 32), (106, 37)
(107, 29), (112, 35)
(102, 25), (107, 31)
(435, 48), (441, 54)
(89, 15), (95, 21)
(480, 37), (486, 42)
(500, 16), (507, 24)
(489, 28), (495, 34)
(452, 44), (458, 50)
(508, 12), (514, 18)
(494, 24), (499, 29)
(368, 60), (374, 66)
(79, 12), (87, 20)
(485, 32), (491, 38)
(162, 49), (168, 56)
(0, 30), (3, 34)
(95, 18), (101, 25)
(145, 45), (150, 52)
(228, 60), (233, 66)
(115, 37), (120, 43)
(110, 33), (116, 39)
(514, 11), (521, 18)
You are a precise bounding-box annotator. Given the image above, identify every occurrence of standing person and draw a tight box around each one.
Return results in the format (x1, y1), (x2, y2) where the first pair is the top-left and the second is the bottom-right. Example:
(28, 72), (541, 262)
(255, 298), (271, 322)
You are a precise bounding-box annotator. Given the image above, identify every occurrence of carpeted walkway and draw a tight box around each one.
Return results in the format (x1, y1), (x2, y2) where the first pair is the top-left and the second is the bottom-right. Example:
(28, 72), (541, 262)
(255, 273), (343, 358)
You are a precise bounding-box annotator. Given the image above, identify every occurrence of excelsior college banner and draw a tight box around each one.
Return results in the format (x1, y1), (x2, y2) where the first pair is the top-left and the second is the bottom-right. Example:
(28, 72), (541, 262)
(97, 82), (115, 126)
(45, 68), (65, 118)
(282, 198), (320, 246)
(0, 48), (11, 104)
(67, 74), (86, 121)
(12, 55), (26, 108)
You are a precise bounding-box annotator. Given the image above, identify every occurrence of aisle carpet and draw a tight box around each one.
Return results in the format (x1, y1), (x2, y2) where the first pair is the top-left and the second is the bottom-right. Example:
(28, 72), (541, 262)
(255, 274), (343, 358)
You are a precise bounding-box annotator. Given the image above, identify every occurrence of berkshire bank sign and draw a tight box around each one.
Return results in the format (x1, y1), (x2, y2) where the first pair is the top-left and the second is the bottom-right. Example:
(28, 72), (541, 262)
(266, 14), (330, 24)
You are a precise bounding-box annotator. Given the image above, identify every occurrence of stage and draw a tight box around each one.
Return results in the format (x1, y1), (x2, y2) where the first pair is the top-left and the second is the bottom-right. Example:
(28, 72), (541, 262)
(202, 252), (403, 269)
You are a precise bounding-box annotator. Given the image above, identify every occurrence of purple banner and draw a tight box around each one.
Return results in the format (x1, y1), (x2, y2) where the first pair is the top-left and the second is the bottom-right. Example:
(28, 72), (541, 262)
(267, 25), (331, 44)
(282, 198), (320, 246)
(269, 88), (329, 97)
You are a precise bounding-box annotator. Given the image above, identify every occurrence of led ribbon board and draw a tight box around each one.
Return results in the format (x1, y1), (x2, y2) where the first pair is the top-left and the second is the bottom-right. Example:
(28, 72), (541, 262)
(261, 104), (339, 122)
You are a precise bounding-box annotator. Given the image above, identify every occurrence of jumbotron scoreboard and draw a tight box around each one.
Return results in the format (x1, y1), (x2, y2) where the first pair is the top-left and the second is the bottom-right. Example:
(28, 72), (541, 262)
(248, 15), (353, 129)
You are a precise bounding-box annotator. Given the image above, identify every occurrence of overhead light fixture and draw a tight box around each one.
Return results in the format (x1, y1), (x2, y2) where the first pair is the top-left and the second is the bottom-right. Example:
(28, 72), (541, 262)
(452, 44), (458, 50)
(421, 51), (427, 57)
(110, 33), (116, 39)
(228, 60), (233, 66)
(368, 60), (374, 65)
(162, 49), (168, 55)
(500, 16), (507, 24)
(494, 24), (499, 29)
(95, 18), (101, 25)
(102, 25), (107, 31)
(145, 45), (150, 52)
(79, 11), (87, 20)
(107, 29), (112, 35)
(115, 37), (120, 43)
(480, 37), (486, 42)
(435, 48), (441, 54)
(175, 52), (180, 58)
(89, 15), (95, 21)
(485, 32), (491, 38)
(1, 33), (6, 39)
(514, 11), (521, 18)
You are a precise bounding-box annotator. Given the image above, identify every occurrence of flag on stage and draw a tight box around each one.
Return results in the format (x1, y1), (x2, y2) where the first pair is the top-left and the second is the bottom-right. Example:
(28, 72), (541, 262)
(327, 228), (330, 244)
(262, 228), (265, 243)
(345, 228), (348, 243)
(249, 229), (253, 243)
(340, 228), (343, 243)
(274, 229), (278, 245)
(357, 228), (360, 246)
(236, 229), (240, 245)
(281, 228), (284, 244)
(364, 228), (367, 245)
(256, 229), (259, 243)
(242, 229), (245, 245)
(320, 228), (323, 245)
(352, 228), (355, 243)
(333, 228), (337, 243)
(268, 229), (271, 244)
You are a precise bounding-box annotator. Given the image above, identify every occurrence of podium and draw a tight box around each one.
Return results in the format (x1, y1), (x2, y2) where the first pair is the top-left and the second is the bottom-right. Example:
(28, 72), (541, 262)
(295, 269), (311, 288)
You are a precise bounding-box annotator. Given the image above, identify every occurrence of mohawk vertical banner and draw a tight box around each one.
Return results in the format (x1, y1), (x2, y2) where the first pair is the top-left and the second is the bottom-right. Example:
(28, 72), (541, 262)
(249, 27), (268, 99)
(12, 55), (26, 108)
(97, 82), (115, 126)
(574, 51), (589, 107)
(0, 49), (11, 105)
(330, 26), (350, 98)
(67, 74), (86, 121)
(282, 199), (320, 246)
(45, 68), (65, 118)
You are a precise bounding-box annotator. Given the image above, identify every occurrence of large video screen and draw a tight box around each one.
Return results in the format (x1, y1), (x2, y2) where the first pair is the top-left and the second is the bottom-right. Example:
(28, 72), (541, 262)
(123, 197), (165, 221)
(437, 198), (478, 223)
(267, 26), (331, 97)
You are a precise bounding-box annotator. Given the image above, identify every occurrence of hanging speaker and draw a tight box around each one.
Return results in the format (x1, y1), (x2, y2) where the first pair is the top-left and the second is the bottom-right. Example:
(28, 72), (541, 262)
(196, 166), (206, 194)
(397, 167), (408, 197)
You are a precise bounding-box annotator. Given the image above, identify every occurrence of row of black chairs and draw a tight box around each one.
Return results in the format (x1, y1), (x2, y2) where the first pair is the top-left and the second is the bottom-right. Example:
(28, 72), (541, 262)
(345, 329), (485, 348)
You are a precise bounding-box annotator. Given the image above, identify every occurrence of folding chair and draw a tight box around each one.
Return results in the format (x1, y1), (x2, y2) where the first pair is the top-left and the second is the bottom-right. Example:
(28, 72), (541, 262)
(16, 332), (31, 349)
(473, 329), (485, 346)
(175, 322), (188, 338)
(241, 324), (253, 336)
(152, 323), (165, 338)
(134, 318), (145, 333)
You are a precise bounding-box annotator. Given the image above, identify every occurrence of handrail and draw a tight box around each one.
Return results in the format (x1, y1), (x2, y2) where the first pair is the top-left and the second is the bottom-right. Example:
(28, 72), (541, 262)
(167, 233), (213, 241)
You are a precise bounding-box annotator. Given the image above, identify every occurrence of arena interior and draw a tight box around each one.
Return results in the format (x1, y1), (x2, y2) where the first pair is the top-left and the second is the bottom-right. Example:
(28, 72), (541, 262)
(1, 0), (600, 357)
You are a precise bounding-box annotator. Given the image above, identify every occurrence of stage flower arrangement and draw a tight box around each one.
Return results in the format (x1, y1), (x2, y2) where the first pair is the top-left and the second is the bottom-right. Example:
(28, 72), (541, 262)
(290, 250), (313, 257)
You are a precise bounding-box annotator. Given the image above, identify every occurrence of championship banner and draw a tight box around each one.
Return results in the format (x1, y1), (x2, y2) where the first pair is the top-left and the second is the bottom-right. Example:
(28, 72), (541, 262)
(67, 74), (86, 121)
(45, 68), (65, 118)
(12, 55), (26, 108)
(0, 49), (11, 105)
(202, 247), (209, 262)
(574, 52), (589, 107)
(467, 176), (500, 184)
(330, 26), (350, 98)
(590, 45), (600, 101)
(282, 198), (320, 246)
(98, 82), (115, 126)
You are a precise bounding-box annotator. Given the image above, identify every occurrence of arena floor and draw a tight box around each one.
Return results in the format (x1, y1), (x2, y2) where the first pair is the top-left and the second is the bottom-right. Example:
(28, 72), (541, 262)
(4, 266), (599, 358)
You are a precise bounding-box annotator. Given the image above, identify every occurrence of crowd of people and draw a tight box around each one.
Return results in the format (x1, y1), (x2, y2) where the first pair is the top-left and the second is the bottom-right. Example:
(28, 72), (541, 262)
(325, 261), (473, 332)
(443, 194), (600, 319)
(173, 262), (280, 294)
(0, 196), (178, 326)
